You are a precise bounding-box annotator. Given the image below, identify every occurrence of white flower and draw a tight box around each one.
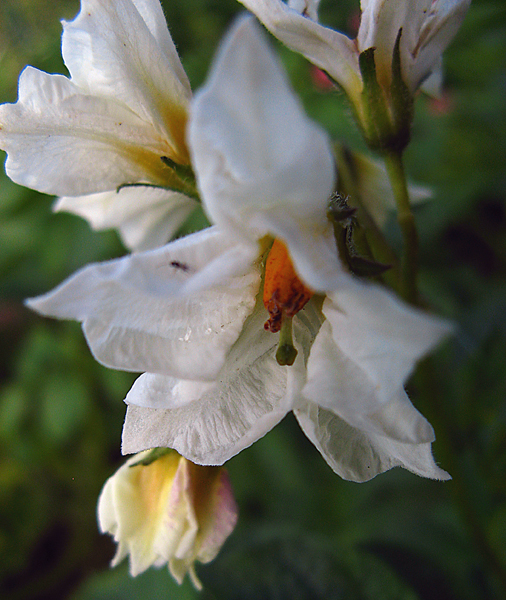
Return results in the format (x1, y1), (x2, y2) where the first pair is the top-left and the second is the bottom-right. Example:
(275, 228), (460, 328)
(27, 17), (451, 482)
(237, 0), (471, 138)
(98, 449), (238, 587)
(0, 0), (197, 250)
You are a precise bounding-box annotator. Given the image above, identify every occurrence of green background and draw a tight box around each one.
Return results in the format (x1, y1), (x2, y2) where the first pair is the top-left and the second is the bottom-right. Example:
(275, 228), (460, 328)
(1, 0), (505, 598)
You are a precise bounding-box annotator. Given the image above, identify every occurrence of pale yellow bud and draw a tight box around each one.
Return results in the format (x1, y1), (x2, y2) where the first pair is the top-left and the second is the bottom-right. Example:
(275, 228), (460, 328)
(97, 449), (238, 589)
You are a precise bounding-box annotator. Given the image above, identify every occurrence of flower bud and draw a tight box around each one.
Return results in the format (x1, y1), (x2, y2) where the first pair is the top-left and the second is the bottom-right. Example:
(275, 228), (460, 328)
(97, 449), (238, 589)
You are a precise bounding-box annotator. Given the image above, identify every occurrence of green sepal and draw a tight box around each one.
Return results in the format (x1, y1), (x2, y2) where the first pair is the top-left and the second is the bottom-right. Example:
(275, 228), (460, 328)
(346, 254), (392, 278)
(160, 156), (195, 181)
(129, 447), (175, 468)
(359, 48), (393, 151)
(117, 179), (200, 202)
(359, 48), (381, 95)
(332, 144), (401, 289)
(159, 156), (200, 200)
(389, 29), (414, 152)
(359, 32), (414, 153)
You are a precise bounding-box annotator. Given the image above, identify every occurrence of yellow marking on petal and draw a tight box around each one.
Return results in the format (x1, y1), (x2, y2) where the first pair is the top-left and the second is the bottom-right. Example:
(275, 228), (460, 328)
(160, 103), (190, 165)
(114, 142), (188, 189)
(138, 453), (179, 508)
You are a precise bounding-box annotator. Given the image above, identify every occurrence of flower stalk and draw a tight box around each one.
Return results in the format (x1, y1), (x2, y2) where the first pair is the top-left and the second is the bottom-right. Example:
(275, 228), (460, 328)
(384, 151), (419, 305)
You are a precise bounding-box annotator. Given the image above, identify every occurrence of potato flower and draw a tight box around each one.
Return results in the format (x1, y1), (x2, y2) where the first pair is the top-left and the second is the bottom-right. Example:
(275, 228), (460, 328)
(0, 0), (197, 250)
(28, 18), (451, 482)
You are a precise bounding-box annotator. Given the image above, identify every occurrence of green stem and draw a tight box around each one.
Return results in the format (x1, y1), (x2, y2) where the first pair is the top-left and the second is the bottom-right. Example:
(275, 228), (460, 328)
(384, 151), (419, 305)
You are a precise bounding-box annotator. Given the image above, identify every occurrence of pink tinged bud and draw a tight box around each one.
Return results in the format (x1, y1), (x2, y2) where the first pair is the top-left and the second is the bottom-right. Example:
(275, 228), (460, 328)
(97, 450), (238, 589)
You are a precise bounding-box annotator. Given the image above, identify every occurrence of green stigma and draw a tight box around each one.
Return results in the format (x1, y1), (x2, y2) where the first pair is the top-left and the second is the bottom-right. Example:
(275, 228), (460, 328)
(275, 317), (298, 366)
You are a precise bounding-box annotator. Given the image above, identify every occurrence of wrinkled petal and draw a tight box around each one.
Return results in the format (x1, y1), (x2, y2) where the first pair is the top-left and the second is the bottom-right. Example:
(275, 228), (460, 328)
(324, 279), (452, 405)
(122, 303), (292, 464)
(55, 187), (197, 251)
(189, 16), (343, 291)
(0, 67), (176, 195)
(303, 321), (435, 444)
(62, 0), (191, 162)
(295, 402), (450, 482)
(27, 228), (260, 380)
(237, 0), (361, 100)
(0, 0), (193, 198)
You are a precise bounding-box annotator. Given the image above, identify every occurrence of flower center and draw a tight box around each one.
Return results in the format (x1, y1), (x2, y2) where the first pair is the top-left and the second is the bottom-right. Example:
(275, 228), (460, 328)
(263, 239), (313, 365)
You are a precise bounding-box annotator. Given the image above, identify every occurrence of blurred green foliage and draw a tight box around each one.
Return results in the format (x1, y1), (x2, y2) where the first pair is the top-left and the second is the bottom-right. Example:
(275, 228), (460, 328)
(0, 0), (505, 598)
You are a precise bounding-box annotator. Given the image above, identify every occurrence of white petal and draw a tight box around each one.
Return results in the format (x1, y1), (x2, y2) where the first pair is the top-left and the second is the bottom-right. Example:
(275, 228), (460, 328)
(303, 321), (434, 444)
(359, 0), (431, 91)
(97, 471), (119, 536)
(295, 402), (450, 482)
(324, 280), (452, 405)
(189, 16), (341, 290)
(122, 304), (291, 464)
(419, 58), (444, 97)
(287, 0), (321, 21)
(129, 0), (191, 88)
(55, 187), (197, 251)
(237, 0), (361, 100)
(62, 0), (190, 162)
(0, 67), (174, 195)
(179, 240), (258, 296)
(410, 0), (471, 91)
(27, 228), (260, 380)
(125, 373), (215, 410)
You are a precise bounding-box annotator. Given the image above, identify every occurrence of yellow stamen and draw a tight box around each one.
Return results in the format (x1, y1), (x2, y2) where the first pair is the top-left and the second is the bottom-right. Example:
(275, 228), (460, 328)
(263, 239), (313, 333)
